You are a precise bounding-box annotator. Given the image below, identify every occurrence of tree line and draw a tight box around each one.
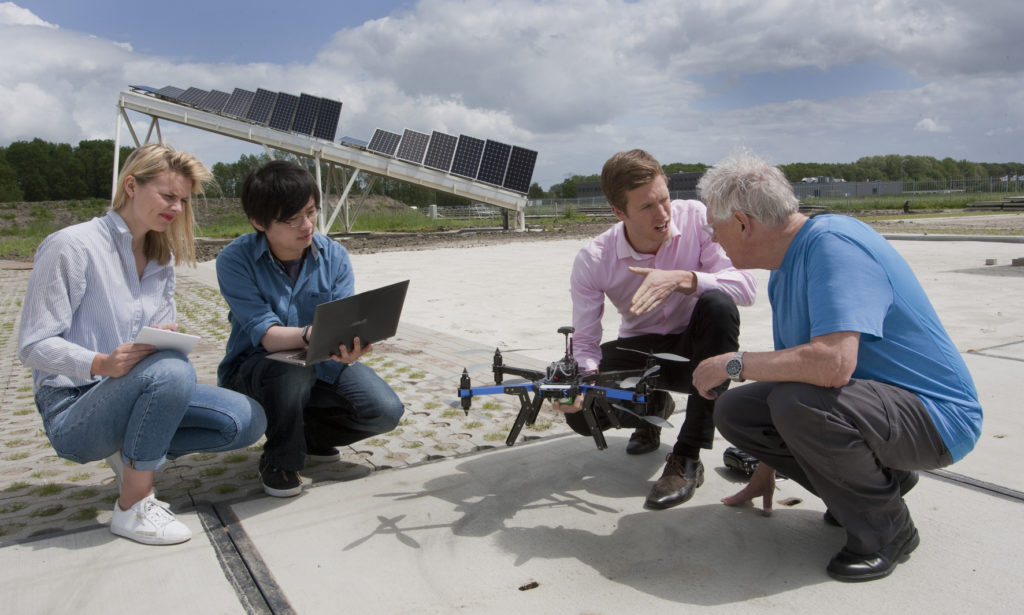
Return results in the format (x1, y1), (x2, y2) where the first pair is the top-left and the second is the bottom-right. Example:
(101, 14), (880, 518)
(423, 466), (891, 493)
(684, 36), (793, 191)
(2, 138), (1021, 204)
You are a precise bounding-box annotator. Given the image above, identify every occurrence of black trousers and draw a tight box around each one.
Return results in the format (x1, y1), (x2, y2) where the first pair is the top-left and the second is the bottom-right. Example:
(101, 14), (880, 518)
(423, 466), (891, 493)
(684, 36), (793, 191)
(565, 289), (741, 456)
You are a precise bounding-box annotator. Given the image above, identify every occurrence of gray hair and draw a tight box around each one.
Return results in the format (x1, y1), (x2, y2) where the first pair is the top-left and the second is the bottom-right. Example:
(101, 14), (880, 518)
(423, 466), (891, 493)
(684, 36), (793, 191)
(697, 148), (799, 226)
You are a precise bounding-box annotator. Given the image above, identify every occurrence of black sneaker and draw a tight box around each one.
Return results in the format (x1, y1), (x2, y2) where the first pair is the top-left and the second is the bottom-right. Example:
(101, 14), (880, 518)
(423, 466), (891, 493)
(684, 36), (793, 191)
(306, 446), (341, 464)
(258, 461), (303, 498)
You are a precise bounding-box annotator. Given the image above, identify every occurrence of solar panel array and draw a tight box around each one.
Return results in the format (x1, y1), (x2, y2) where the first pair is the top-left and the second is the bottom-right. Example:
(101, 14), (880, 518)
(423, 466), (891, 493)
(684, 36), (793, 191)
(133, 84), (343, 142)
(128, 84), (537, 194)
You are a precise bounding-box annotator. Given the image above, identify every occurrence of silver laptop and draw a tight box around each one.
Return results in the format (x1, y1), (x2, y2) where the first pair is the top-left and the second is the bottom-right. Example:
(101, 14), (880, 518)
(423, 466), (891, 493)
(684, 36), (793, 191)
(267, 280), (409, 366)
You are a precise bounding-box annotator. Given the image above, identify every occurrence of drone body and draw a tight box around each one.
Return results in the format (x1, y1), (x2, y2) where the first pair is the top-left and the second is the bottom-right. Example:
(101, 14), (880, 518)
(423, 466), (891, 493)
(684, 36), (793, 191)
(456, 326), (673, 449)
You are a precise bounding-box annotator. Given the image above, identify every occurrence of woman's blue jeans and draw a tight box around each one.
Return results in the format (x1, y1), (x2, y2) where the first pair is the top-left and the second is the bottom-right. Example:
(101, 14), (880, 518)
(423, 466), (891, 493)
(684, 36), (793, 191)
(35, 351), (266, 471)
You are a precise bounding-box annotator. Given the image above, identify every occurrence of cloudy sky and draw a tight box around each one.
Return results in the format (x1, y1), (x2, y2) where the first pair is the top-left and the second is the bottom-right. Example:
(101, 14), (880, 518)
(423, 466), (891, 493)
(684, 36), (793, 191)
(1, 0), (1021, 190)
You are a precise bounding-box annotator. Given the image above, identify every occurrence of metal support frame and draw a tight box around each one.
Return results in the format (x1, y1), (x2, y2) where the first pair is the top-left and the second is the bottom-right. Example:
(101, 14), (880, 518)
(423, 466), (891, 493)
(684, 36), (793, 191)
(113, 89), (529, 231)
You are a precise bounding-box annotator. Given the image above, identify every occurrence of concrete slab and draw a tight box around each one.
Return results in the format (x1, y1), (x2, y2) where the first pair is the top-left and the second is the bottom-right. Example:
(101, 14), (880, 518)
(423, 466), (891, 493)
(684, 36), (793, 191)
(0, 512), (248, 614)
(228, 434), (1023, 613)
(947, 353), (1024, 493)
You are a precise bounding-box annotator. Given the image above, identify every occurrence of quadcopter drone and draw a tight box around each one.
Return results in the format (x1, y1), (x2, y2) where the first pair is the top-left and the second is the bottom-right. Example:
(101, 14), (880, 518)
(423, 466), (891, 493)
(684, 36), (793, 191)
(456, 326), (686, 450)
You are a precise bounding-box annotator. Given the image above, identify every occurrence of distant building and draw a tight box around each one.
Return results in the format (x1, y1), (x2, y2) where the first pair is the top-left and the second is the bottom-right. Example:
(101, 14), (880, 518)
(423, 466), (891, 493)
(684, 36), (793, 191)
(576, 171), (703, 201)
(576, 172), (899, 202)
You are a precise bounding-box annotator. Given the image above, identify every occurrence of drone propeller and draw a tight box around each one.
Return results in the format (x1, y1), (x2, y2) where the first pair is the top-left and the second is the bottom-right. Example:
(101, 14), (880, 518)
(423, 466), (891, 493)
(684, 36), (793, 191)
(611, 403), (674, 429)
(616, 347), (689, 362)
(616, 364), (661, 389)
(456, 347), (540, 356)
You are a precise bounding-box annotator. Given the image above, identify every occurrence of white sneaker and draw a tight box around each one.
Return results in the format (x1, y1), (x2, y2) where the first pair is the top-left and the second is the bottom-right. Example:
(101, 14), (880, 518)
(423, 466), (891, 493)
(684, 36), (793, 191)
(110, 494), (192, 545)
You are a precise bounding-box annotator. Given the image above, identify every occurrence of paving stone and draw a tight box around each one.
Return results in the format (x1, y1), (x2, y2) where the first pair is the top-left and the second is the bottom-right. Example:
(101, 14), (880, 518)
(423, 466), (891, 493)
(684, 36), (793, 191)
(0, 263), (578, 545)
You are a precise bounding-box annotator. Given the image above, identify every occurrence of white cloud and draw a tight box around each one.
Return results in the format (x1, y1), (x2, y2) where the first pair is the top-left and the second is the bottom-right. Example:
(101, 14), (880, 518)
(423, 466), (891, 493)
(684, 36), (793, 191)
(0, 0), (1022, 189)
(0, 1), (55, 27)
(915, 118), (951, 133)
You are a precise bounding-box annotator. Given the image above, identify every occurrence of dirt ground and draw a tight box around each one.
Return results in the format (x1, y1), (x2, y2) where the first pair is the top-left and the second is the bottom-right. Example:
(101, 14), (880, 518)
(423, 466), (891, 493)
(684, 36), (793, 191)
(8, 198), (1024, 263)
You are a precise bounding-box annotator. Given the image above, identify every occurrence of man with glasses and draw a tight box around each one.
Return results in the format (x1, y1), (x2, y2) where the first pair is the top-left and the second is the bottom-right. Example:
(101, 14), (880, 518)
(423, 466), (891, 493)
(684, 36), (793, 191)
(551, 149), (757, 510)
(216, 160), (404, 497)
(692, 149), (981, 581)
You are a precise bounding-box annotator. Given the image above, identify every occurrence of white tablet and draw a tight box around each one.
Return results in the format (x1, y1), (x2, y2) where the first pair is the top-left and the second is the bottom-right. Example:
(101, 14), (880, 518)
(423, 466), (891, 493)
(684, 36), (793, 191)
(134, 326), (200, 356)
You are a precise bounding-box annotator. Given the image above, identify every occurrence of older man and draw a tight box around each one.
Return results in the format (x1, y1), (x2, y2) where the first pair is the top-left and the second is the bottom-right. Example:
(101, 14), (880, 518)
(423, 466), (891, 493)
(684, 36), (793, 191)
(692, 149), (982, 582)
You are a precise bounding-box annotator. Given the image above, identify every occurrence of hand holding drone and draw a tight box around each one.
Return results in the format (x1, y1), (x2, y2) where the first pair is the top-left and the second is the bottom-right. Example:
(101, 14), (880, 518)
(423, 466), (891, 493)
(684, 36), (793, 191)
(455, 326), (679, 449)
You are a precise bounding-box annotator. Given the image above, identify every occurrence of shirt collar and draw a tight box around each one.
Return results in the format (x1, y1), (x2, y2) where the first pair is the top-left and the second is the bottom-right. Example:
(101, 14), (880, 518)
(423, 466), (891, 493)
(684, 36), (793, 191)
(612, 206), (682, 261)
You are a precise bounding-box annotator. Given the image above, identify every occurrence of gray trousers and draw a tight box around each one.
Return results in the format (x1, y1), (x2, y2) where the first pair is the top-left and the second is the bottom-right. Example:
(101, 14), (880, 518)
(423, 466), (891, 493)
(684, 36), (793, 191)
(715, 379), (952, 553)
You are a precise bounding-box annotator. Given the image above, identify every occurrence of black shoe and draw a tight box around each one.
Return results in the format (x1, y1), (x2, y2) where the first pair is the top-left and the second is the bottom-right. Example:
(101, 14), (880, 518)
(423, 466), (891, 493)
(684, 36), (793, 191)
(625, 393), (674, 455)
(823, 470), (920, 526)
(306, 446), (341, 463)
(644, 454), (704, 510)
(258, 461), (304, 498)
(626, 425), (661, 455)
(826, 518), (920, 582)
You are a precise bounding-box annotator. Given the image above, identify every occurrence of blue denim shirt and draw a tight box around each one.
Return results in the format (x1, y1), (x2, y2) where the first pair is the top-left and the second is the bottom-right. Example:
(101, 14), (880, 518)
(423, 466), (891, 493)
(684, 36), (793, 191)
(216, 231), (354, 386)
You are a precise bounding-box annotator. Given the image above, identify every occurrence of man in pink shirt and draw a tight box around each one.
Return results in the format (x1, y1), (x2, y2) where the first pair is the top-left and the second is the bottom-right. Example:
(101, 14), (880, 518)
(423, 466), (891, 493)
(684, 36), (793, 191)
(554, 149), (757, 510)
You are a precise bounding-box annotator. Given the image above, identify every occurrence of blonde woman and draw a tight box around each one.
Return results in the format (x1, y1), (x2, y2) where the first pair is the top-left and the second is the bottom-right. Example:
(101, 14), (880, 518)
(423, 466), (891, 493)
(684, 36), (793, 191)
(18, 144), (266, 545)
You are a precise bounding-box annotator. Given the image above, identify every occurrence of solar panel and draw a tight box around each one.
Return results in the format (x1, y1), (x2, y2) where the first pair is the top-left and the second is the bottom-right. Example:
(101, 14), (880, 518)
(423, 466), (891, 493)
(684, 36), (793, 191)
(450, 135), (485, 179)
(130, 84), (160, 95)
(222, 88), (255, 118)
(502, 146), (538, 194)
(292, 94), (319, 135)
(367, 129), (402, 156)
(156, 85), (185, 100)
(199, 89), (230, 113)
(313, 98), (342, 141)
(245, 88), (277, 124)
(423, 131), (457, 172)
(268, 92), (298, 131)
(477, 140), (512, 186)
(177, 87), (209, 106)
(340, 136), (368, 148)
(395, 129), (430, 164)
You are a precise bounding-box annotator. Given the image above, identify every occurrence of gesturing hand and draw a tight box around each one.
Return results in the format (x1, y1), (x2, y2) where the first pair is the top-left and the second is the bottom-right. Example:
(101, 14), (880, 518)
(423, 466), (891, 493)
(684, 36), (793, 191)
(627, 267), (696, 315)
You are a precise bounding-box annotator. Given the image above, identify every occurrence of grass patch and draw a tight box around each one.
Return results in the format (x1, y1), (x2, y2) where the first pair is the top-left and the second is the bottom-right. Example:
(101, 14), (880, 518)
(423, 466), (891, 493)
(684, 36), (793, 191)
(69, 507), (99, 522)
(33, 484), (64, 496)
(3, 481), (30, 493)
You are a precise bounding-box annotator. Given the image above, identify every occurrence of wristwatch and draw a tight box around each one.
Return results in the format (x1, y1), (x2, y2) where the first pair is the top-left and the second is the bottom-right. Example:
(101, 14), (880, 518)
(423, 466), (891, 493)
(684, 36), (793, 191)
(726, 351), (746, 382)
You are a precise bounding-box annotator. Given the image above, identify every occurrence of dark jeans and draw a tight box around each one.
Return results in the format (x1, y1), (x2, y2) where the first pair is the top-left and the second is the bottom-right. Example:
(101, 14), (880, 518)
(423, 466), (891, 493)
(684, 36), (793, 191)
(565, 289), (740, 457)
(715, 379), (952, 554)
(228, 354), (404, 471)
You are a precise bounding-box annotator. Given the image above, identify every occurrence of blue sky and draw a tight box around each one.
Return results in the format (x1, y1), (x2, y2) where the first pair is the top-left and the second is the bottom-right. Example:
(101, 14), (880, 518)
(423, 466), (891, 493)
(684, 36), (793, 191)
(16, 0), (410, 63)
(1, 0), (1021, 190)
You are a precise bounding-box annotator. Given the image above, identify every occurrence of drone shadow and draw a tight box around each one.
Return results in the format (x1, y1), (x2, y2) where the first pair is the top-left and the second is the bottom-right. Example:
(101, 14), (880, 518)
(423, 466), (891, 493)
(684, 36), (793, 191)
(363, 434), (837, 605)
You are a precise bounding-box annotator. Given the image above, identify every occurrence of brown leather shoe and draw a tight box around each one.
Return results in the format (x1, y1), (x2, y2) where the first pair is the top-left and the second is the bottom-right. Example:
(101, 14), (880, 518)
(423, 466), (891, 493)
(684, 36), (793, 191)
(644, 454), (704, 510)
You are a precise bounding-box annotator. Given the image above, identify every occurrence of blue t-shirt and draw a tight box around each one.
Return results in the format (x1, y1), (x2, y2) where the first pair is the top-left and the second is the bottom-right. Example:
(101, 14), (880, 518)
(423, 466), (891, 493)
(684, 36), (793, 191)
(768, 215), (982, 461)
